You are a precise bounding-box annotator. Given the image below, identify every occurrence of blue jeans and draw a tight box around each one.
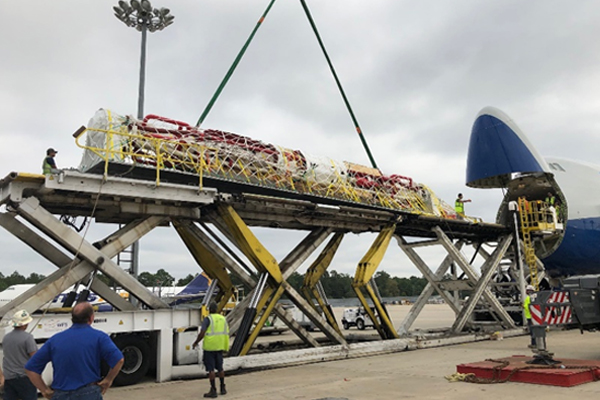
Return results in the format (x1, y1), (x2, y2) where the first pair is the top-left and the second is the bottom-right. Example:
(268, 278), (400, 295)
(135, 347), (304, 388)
(52, 384), (102, 400)
(4, 376), (37, 400)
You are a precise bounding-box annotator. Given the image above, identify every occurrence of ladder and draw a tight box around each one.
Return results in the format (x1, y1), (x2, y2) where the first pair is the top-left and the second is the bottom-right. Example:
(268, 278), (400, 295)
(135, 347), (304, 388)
(518, 197), (538, 290)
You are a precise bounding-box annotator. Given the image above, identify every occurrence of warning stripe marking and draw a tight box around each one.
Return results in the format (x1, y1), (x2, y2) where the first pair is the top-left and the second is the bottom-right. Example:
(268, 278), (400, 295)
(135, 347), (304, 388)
(530, 291), (572, 326)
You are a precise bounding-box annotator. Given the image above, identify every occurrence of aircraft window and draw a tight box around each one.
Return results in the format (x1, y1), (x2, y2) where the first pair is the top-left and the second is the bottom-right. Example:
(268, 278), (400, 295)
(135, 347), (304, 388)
(549, 162), (565, 172)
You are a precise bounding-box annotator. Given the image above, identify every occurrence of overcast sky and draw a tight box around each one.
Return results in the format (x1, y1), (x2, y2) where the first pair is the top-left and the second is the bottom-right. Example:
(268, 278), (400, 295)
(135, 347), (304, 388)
(1, 1), (598, 282)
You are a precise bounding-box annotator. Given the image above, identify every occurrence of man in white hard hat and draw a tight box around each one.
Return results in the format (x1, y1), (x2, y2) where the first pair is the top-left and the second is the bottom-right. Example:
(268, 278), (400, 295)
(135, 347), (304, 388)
(523, 285), (536, 349)
(2, 309), (38, 400)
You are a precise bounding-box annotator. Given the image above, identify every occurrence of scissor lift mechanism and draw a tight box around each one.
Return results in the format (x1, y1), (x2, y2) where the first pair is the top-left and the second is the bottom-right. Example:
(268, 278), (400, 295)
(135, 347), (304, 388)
(0, 169), (518, 381)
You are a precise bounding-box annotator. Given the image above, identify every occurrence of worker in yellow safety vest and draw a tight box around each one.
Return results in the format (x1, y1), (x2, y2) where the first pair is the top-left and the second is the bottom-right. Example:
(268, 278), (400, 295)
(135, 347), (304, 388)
(42, 148), (58, 175)
(455, 193), (471, 219)
(545, 192), (557, 223)
(523, 285), (536, 348)
(192, 302), (230, 398)
(545, 192), (556, 206)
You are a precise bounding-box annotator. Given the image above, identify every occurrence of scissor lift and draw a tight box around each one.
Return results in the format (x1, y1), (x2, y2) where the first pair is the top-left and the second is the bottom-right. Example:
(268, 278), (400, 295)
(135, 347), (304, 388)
(0, 167), (520, 384)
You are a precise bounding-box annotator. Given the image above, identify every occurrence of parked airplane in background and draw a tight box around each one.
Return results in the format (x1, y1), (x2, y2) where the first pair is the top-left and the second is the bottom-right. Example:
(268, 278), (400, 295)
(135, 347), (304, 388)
(0, 273), (211, 312)
(467, 106), (600, 278)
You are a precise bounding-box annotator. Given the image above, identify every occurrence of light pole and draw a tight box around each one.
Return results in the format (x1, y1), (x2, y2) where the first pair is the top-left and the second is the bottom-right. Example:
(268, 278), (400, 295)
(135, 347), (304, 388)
(113, 0), (174, 119)
(113, 0), (174, 283)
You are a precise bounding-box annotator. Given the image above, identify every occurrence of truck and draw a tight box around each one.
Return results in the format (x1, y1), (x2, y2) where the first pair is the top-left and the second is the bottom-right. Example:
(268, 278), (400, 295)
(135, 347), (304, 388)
(0, 307), (203, 387)
(342, 307), (375, 330)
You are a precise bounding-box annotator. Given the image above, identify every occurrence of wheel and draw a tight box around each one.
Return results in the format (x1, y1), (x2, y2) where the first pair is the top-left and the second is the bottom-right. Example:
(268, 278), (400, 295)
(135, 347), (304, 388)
(343, 321), (349, 330)
(356, 318), (365, 330)
(110, 335), (151, 386)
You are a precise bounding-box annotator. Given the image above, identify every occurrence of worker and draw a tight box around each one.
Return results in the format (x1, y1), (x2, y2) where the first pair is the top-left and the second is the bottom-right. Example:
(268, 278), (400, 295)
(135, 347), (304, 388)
(545, 192), (556, 206)
(42, 148), (59, 175)
(192, 302), (230, 398)
(455, 193), (471, 219)
(523, 285), (536, 349)
(2, 309), (38, 400)
(25, 302), (124, 400)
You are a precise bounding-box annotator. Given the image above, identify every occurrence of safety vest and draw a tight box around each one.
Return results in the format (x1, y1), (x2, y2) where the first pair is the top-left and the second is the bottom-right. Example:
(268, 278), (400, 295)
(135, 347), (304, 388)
(42, 157), (53, 175)
(455, 199), (464, 214)
(203, 314), (230, 352)
(545, 196), (555, 206)
(523, 294), (532, 319)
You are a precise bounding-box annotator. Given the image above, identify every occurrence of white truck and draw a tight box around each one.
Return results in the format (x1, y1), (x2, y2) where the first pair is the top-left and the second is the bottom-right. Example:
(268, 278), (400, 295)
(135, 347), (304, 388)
(0, 308), (203, 386)
(342, 307), (375, 330)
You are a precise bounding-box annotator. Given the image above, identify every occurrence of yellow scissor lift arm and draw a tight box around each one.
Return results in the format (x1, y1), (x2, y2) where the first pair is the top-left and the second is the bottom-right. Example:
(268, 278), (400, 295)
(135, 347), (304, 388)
(215, 204), (346, 356)
(301, 232), (345, 335)
(173, 220), (236, 317)
(352, 224), (399, 340)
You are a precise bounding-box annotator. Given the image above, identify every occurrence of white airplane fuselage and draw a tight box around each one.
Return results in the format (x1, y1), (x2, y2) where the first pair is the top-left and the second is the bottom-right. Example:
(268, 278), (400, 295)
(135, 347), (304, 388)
(467, 107), (600, 277)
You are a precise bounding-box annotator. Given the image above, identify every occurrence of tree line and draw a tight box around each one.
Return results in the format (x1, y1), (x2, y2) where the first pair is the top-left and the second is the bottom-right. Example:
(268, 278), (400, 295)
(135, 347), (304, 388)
(1, 269), (428, 299)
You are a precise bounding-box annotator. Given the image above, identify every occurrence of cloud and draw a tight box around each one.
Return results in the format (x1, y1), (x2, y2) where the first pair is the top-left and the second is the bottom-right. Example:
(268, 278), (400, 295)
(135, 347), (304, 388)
(0, 1), (596, 281)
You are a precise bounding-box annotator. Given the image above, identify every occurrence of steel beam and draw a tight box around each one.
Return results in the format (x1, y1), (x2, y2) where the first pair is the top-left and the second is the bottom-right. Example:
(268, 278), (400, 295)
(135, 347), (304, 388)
(44, 170), (216, 205)
(351, 225), (398, 339)
(0, 213), (167, 320)
(14, 197), (169, 309)
(451, 235), (513, 332)
(173, 219), (319, 347)
(214, 204), (346, 346)
(433, 226), (516, 330)
(396, 236), (462, 315)
(0, 212), (133, 314)
(302, 241), (342, 336)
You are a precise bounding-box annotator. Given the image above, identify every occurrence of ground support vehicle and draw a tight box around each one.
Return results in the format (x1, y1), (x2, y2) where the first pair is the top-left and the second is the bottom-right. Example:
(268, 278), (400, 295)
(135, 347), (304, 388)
(342, 307), (375, 330)
(0, 308), (202, 386)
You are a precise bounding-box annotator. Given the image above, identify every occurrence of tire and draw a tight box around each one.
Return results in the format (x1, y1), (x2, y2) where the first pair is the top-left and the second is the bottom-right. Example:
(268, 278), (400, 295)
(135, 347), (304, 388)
(343, 321), (349, 330)
(111, 335), (151, 386)
(356, 318), (365, 330)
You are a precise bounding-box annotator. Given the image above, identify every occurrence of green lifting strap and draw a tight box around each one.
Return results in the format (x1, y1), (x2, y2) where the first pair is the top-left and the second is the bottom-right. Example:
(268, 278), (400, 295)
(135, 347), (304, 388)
(195, 0), (278, 127)
(299, 0), (379, 170)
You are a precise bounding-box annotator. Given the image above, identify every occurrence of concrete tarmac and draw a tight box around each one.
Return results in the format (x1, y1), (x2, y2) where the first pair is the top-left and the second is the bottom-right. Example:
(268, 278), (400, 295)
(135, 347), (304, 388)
(105, 305), (600, 400)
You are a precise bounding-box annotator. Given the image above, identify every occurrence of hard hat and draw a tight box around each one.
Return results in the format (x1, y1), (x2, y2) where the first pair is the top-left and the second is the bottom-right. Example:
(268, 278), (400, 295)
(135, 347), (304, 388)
(12, 309), (33, 327)
(526, 285), (535, 292)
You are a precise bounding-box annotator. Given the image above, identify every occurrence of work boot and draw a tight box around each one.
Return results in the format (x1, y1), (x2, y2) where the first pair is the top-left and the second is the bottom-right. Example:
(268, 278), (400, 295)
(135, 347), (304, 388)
(203, 387), (218, 398)
(220, 384), (227, 395)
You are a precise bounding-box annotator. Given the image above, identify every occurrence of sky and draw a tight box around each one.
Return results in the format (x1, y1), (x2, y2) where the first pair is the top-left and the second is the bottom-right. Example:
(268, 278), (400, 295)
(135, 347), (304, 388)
(1, 1), (598, 282)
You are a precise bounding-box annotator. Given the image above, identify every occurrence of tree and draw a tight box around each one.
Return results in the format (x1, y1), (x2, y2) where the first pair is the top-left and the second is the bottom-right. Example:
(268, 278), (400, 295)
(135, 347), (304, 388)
(287, 272), (304, 292)
(154, 269), (174, 287)
(138, 271), (156, 287)
(26, 273), (46, 284)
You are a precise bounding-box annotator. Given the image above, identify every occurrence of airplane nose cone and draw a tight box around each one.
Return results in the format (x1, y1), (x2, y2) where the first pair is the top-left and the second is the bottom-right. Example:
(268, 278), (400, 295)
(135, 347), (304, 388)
(466, 107), (549, 188)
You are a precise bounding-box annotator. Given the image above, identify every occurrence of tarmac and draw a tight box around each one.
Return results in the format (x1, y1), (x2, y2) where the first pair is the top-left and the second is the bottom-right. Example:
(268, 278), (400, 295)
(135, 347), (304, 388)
(103, 304), (600, 400)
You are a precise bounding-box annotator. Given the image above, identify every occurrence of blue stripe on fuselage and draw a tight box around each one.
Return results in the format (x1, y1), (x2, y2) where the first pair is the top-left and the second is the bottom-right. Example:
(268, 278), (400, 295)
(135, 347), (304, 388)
(543, 217), (600, 277)
(467, 114), (544, 185)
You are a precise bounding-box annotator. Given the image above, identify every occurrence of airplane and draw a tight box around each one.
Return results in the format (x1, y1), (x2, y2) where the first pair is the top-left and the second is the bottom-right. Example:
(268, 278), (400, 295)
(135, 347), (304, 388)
(0, 273), (211, 312)
(467, 106), (600, 280)
(0, 283), (110, 312)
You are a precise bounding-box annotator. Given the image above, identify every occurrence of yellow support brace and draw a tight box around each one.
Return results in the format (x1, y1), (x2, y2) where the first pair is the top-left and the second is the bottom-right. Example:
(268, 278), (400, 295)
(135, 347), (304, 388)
(351, 224), (399, 339)
(173, 221), (235, 314)
(216, 204), (282, 283)
(214, 204), (292, 354)
(301, 233), (344, 334)
(302, 286), (340, 335)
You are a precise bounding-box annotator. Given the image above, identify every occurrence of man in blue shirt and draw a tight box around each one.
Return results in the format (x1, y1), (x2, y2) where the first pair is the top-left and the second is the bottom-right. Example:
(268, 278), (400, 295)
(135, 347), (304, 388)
(25, 302), (124, 399)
